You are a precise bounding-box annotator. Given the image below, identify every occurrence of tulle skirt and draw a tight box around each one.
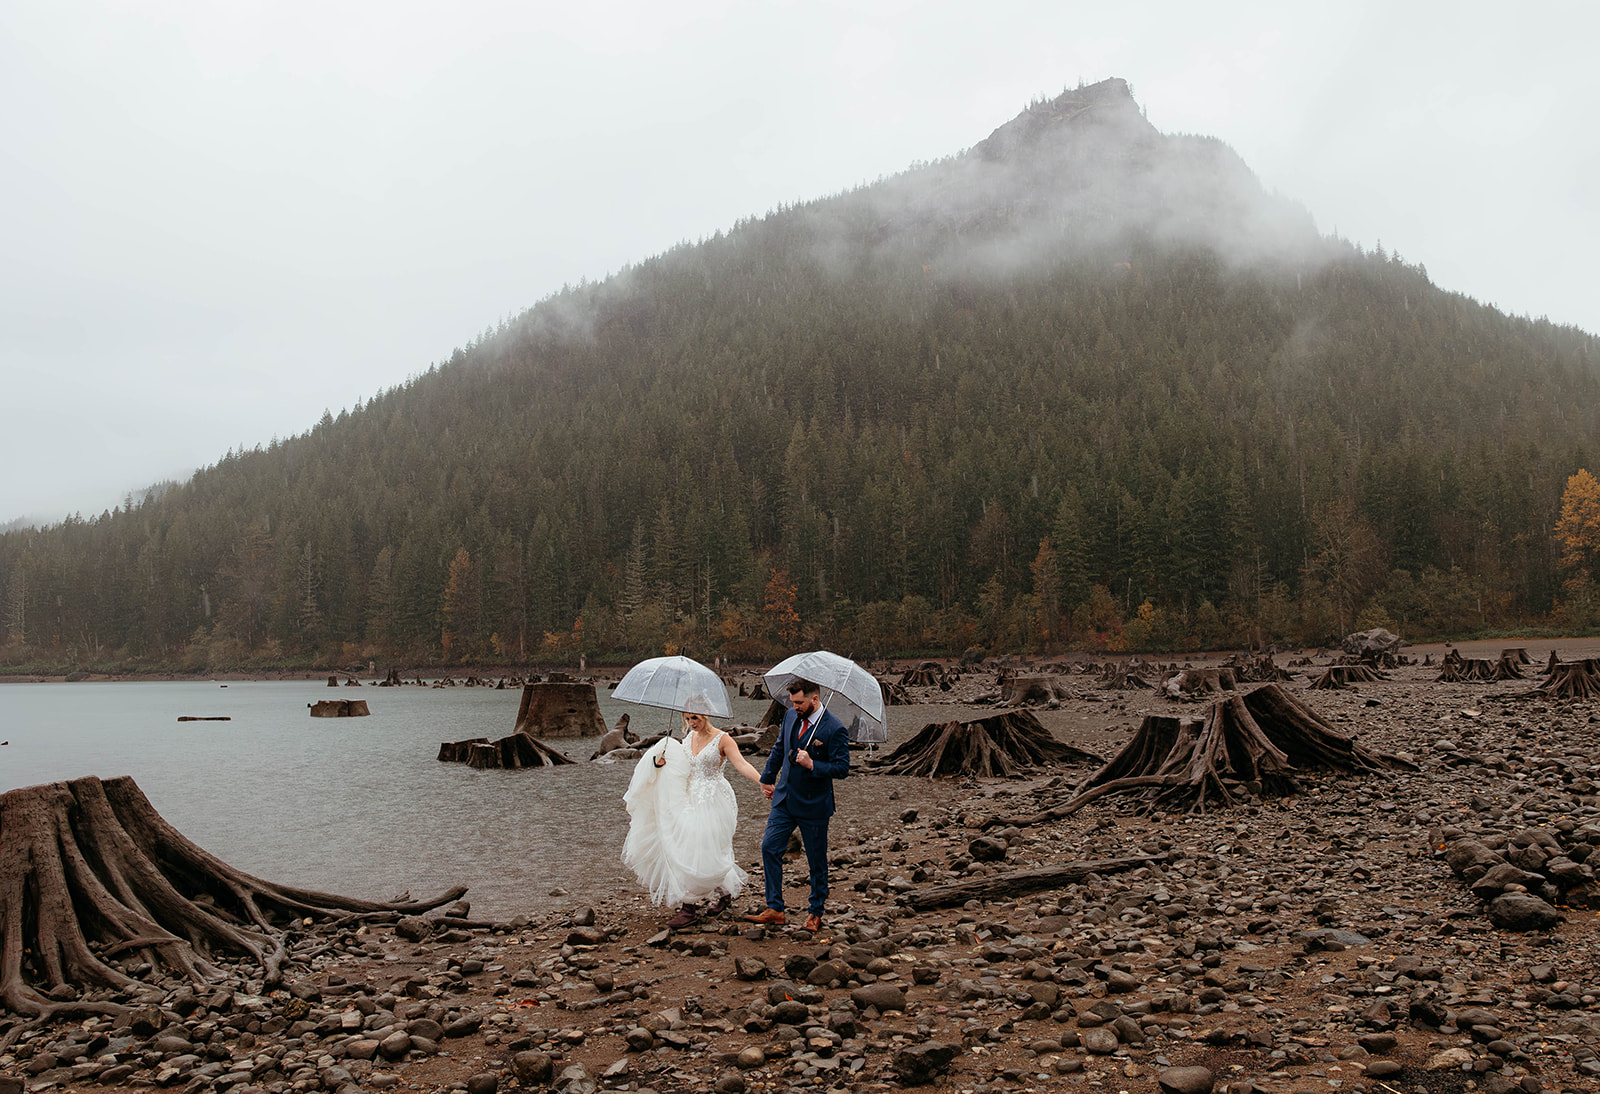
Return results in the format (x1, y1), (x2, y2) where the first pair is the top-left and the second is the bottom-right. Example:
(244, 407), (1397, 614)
(621, 738), (747, 908)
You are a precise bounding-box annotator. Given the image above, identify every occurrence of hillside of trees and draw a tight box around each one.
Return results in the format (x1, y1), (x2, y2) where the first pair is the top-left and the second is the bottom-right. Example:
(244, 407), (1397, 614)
(4, 78), (1599, 672)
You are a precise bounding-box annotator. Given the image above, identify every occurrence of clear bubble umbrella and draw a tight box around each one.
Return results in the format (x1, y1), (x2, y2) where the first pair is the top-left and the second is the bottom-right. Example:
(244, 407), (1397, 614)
(613, 655), (733, 720)
(763, 650), (887, 744)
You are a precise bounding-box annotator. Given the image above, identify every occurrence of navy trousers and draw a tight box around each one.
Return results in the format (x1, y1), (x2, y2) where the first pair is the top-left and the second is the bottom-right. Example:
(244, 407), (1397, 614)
(760, 802), (830, 915)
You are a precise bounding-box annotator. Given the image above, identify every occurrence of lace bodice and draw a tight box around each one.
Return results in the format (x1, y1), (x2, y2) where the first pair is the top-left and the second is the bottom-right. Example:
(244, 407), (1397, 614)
(686, 731), (729, 806)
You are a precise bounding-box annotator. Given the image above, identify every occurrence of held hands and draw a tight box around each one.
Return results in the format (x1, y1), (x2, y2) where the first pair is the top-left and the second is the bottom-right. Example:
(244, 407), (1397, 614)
(761, 782), (774, 799)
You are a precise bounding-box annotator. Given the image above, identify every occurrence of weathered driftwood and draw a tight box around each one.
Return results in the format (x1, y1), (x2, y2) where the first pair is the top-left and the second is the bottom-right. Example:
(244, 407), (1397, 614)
(900, 852), (1173, 910)
(1005, 684), (1413, 820)
(590, 713), (637, 759)
(0, 776), (463, 1027)
(309, 699), (369, 717)
(867, 710), (1101, 778)
(513, 681), (606, 738)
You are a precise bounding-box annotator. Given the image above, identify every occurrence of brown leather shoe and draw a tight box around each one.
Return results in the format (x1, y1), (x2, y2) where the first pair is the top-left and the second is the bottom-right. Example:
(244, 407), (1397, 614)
(803, 913), (823, 933)
(666, 904), (700, 929)
(743, 907), (786, 926)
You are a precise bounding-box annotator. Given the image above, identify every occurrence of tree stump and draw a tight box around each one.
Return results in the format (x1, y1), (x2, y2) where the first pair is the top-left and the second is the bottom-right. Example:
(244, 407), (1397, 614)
(1157, 667), (1236, 701)
(438, 738), (489, 762)
(898, 662), (949, 688)
(1309, 664), (1384, 689)
(1001, 674), (1072, 706)
(1011, 684), (1413, 819)
(513, 682), (606, 738)
(1533, 661), (1600, 699)
(867, 710), (1101, 778)
(0, 776), (463, 1026)
(440, 734), (573, 768)
(1099, 667), (1152, 690)
(1492, 655), (1525, 681)
(308, 699), (370, 717)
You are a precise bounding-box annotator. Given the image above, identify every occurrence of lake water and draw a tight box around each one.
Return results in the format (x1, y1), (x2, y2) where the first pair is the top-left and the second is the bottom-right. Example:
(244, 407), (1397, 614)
(0, 680), (940, 919)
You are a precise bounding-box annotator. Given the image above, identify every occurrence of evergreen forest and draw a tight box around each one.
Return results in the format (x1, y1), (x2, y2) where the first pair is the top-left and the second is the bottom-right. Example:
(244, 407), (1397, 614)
(4, 79), (1599, 673)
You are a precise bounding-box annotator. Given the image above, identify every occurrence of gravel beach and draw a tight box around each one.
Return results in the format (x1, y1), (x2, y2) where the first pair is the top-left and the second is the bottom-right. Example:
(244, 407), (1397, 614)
(6, 639), (1600, 1094)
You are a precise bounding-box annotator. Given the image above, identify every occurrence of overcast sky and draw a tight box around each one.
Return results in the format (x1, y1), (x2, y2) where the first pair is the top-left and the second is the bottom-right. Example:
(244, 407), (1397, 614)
(3, 1), (1596, 526)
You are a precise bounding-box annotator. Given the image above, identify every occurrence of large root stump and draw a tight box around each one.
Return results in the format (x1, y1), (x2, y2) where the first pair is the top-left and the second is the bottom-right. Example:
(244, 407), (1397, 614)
(1007, 684), (1416, 820)
(0, 776), (465, 1022)
(867, 710), (1101, 777)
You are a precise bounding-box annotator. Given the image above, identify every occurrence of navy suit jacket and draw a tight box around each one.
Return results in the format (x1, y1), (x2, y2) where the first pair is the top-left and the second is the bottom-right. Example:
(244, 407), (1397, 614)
(761, 706), (850, 818)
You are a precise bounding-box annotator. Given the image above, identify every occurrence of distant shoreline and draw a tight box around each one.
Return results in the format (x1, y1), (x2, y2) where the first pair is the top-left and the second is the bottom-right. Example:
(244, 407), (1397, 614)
(3, 636), (1597, 685)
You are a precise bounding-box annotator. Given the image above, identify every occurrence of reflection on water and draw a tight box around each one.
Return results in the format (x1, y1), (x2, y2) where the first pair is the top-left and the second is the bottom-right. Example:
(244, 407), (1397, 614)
(0, 680), (782, 917)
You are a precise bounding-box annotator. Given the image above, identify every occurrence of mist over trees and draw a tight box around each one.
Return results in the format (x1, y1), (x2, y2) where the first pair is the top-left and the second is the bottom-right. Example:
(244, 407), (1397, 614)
(3, 79), (1599, 671)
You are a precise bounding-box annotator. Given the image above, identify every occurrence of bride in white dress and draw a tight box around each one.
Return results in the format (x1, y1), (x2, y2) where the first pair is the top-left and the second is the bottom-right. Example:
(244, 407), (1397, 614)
(622, 711), (764, 928)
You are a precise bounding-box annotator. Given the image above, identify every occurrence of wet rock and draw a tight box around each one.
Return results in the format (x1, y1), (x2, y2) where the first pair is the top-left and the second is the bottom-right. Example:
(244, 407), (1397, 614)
(892, 1041), (960, 1084)
(1082, 1027), (1120, 1054)
(968, 836), (1008, 862)
(511, 1052), (553, 1084)
(733, 956), (768, 980)
(395, 916), (433, 942)
(851, 983), (906, 1012)
(1486, 892), (1563, 931)
(555, 1063), (596, 1093)
(1426, 1047), (1475, 1070)
(1158, 1066), (1216, 1094)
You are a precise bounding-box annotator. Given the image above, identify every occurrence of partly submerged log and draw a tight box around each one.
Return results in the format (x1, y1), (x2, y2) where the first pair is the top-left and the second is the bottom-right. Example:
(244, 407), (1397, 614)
(900, 852), (1173, 911)
(1007, 684), (1414, 820)
(867, 710), (1101, 778)
(0, 776), (464, 1025)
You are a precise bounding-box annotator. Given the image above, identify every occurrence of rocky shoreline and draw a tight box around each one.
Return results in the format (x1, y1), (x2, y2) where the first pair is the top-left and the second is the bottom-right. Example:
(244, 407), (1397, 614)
(5, 641), (1600, 1094)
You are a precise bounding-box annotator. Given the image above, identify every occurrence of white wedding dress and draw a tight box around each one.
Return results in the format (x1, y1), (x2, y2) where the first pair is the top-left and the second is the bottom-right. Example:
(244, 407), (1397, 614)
(622, 732), (747, 908)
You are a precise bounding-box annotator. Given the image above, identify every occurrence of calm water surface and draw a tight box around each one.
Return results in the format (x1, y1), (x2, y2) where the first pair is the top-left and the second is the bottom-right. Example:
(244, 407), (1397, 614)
(0, 680), (786, 918)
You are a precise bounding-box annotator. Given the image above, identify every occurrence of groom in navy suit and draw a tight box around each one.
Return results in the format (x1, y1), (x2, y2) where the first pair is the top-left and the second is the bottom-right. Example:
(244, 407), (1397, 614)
(745, 677), (850, 932)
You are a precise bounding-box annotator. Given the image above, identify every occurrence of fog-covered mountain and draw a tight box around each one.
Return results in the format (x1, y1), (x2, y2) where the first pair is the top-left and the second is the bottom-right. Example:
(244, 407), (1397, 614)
(4, 79), (1596, 669)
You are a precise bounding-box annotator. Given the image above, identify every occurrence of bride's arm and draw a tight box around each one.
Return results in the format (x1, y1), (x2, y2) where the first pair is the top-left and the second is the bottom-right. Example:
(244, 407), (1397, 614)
(721, 734), (764, 783)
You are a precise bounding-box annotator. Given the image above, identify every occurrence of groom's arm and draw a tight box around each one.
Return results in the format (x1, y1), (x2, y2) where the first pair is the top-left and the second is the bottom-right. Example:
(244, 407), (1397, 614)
(808, 721), (850, 780)
(760, 719), (785, 784)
